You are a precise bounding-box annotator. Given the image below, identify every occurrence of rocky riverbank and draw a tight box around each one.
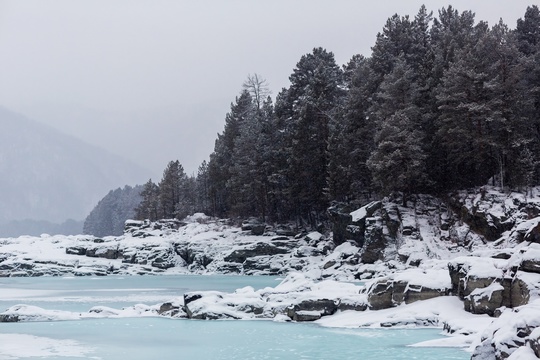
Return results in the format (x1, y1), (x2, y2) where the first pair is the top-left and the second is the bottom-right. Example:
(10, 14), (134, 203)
(1, 187), (540, 358)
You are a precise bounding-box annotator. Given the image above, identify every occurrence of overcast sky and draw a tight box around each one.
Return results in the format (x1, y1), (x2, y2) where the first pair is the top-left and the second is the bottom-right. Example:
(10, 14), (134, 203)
(0, 0), (535, 180)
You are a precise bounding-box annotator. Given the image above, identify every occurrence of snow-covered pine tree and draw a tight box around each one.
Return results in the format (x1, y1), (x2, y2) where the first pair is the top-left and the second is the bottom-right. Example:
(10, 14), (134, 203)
(208, 90), (253, 217)
(159, 160), (187, 219)
(367, 56), (429, 203)
(515, 5), (540, 185)
(284, 47), (345, 225)
(195, 160), (211, 215)
(134, 179), (160, 221)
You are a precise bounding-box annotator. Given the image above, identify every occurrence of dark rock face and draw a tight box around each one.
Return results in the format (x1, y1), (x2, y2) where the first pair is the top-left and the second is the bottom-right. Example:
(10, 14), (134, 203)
(65, 247), (86, 255)
(403, 284), (446, 304)
(447, 195), (512, 242)
(520, 258), (540, 274)
(367, 281), (394, 310)
(525, 220), (540, 243)
(448, 258), (504, 300)
(150, 249), (177, 269)
(360, 217), (385, 264)
(214, 263), (242, 274)
(241, 219), (266, 235)
(337, 299), (368, 312)
(366, 279), (447, 310)
(328, 201), (382, 247)
(464, 284), (504, 316)
(327, 203), (354, 246)
(85, 247), (122, 259)
(286, 299), (338, 321)
(510, 276), (531, 307)
(158, 302), (181, 316)
(0, 314), (19, 322)
(224, 242), (289, 263)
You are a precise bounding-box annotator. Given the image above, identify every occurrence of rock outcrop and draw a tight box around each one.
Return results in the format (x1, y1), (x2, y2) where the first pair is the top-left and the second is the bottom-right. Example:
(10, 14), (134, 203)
(472, 300), (540, 360)
(180, 273), (366, 322)
(364, 267), (450, 310)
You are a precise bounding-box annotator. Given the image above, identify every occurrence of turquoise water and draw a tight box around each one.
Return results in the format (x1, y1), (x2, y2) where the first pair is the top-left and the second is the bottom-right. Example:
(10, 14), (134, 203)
(0, 275), (469, 360)
(0, 275), (281, 312)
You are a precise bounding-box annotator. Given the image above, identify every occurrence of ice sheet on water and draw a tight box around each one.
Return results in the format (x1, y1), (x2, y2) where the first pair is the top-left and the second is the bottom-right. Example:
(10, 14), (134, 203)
(0, 334), (93, 359)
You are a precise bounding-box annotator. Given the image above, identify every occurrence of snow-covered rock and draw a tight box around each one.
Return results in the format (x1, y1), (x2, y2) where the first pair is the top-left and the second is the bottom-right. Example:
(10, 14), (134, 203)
(472, 300), (540, 359)
(180, 273), (365, 322)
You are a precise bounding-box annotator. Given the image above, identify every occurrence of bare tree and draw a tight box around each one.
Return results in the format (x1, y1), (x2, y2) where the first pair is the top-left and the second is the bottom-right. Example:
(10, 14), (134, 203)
(242, 73), (271, 110)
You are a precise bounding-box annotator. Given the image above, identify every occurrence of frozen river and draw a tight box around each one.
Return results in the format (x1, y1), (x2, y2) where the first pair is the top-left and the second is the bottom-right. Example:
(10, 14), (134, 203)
(0, 275), (469, 360)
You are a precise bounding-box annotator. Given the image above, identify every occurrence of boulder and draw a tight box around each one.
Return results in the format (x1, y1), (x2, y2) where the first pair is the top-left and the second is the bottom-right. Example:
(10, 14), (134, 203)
(174, 244), (196, 265)
(366, 280), (394, 310)
(286, 299), (338, 321)
(250, 224), (266, 236)
(158, 302), (181, 316)
(464, 283), (504, 316)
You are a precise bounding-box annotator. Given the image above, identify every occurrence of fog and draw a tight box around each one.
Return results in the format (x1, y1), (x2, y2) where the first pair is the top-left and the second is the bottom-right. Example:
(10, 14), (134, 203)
(0, 0), (533, 178)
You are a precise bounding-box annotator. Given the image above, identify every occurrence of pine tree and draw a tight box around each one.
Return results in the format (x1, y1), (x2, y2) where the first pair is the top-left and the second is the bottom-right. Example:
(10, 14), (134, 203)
(195, 160), (210, 214)
(370, 13), (415, 82)
(516, 5), (540, 185)
(284, 47), (344, 225)
(208, 91), (254, 217)
(327, 55), (376, 202)
(516, 5), (540, 56)
(134, 179), (160, 221)
(267, 89), (295, 221)
(367, 111), (428, 205)
(435, 22), (498, 188)
(367, 57), (429, 202)
(159, 160), (187, 219)
(175, 175), (197, 220)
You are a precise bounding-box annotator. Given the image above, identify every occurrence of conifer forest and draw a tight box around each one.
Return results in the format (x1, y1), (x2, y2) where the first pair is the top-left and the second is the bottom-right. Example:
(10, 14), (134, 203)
(135, 5), (540, 227)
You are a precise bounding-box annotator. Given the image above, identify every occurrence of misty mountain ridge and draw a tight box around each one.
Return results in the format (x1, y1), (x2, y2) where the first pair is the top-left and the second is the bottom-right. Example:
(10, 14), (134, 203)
(0, 106), (151, 235)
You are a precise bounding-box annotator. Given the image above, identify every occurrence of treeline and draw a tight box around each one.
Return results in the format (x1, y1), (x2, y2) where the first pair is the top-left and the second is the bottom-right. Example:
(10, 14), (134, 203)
(84, 185), (142, 236)
(137, 5), (540, 225)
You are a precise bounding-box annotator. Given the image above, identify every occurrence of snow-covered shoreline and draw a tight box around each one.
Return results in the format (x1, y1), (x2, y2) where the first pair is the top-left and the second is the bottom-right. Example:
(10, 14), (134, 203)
(0, 273), (487, 353)
(2, 187), (540, 358)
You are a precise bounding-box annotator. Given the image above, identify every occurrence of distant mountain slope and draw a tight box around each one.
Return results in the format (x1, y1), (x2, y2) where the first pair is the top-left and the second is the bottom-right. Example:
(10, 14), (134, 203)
(0, 106), (151, 227)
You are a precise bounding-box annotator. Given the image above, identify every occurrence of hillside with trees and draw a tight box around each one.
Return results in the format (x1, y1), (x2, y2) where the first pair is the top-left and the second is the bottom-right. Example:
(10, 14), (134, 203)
(133, 5), (540, 229)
